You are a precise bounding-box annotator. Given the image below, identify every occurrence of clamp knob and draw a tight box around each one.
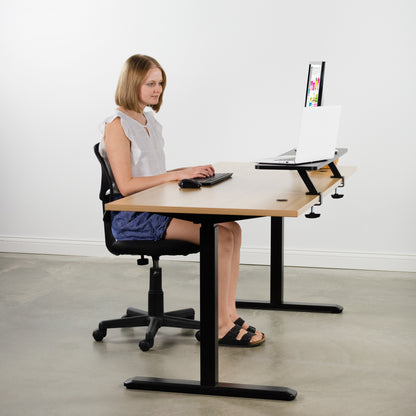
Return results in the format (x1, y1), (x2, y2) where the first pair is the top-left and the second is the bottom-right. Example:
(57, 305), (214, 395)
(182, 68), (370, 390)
(305, 206), (320, 219)
(331, 187), (344, 199)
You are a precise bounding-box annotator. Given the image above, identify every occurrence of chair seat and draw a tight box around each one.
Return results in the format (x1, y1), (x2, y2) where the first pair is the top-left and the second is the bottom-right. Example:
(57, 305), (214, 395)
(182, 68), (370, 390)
(110, 239), (199, 257)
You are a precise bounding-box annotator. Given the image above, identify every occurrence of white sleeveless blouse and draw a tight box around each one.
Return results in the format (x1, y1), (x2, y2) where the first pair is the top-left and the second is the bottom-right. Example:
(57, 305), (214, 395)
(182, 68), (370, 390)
(98, 109), (166, 194)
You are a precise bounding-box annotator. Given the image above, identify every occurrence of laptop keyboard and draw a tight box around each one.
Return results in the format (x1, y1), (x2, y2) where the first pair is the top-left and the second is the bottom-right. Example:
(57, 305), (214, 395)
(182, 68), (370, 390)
(195, 172), (233, 186)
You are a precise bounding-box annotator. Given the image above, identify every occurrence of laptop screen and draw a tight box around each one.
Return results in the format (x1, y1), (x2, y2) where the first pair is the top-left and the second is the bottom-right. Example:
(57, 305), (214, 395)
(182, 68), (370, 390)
(305, 61), (325, 107)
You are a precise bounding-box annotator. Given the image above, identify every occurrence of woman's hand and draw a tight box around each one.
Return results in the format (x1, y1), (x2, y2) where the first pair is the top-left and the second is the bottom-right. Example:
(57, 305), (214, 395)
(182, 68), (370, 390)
(174, 165), (215, 180)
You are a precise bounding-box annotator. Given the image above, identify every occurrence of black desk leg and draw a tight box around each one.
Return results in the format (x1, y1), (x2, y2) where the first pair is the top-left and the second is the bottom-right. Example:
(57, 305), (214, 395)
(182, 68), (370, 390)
(125, 220), (297, 401)
(199, 222), (219, 386)
(236, 217), (343, 313)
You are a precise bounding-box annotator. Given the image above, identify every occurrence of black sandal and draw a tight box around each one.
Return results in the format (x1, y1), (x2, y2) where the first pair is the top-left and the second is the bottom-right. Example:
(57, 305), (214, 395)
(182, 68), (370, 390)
(218, 324), (265, 347)
(195, 325), (265, 347)
(234, 317), (257, 333)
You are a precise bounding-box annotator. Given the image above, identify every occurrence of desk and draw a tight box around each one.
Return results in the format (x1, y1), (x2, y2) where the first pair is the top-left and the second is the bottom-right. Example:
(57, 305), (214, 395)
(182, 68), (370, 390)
(106, 162), (355, 400)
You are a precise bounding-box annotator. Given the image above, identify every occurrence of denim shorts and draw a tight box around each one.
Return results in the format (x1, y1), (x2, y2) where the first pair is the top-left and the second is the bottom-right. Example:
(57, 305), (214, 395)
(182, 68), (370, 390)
(110, 195), (172, 242)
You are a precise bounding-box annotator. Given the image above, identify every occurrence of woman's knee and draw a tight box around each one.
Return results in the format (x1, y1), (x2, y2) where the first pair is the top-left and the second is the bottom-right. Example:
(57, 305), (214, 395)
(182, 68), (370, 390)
(222, 222), (241, 244)
(232, 222), (242, 240)
(217, 225), (234, 252)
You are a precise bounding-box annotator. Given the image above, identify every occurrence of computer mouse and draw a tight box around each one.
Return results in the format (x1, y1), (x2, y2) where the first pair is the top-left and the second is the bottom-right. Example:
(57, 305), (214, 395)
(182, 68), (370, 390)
(179, 178), (201, 189)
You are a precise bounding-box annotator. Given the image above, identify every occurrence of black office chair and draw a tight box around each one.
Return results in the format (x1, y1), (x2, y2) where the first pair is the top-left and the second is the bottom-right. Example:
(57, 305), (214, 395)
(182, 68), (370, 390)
(92, 143), (200, 351)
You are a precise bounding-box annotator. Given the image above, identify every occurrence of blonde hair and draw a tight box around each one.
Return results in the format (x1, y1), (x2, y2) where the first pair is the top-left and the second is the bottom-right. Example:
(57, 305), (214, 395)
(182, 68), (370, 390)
(115, 54), (166, 113)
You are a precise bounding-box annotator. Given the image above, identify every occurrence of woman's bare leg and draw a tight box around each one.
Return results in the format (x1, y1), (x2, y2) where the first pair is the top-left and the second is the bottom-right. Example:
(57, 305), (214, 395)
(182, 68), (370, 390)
(219, 222), (241, 321)
(165, 218), (263, 343)
(220, 223), (263, 338)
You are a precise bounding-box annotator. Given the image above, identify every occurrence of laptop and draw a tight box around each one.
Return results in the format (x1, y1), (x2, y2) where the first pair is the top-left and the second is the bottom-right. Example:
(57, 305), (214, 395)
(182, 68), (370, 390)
(258, 105), (341, 165)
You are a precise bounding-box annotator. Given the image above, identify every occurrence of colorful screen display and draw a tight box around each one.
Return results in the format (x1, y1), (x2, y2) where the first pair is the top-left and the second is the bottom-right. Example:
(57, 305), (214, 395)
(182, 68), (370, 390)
(305, 62), (325, 107)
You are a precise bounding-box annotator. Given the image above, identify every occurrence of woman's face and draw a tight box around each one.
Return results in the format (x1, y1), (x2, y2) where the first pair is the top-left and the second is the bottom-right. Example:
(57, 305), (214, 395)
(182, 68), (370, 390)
(138, 67), (163, 110)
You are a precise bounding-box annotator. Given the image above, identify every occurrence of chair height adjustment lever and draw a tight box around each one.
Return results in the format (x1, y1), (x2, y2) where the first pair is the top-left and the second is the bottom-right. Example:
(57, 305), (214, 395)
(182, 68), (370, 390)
(137, 255), (149, 266)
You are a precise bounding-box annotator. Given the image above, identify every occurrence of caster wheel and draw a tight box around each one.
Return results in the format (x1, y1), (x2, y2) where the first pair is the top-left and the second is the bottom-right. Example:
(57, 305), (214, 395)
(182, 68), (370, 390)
(139, 339), (153, 352)
(92, 328), (107, 342)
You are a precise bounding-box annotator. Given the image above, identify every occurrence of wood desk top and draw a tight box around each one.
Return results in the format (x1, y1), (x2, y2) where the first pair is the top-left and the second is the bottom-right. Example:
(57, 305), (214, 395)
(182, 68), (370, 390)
(106, 162), (356, 218)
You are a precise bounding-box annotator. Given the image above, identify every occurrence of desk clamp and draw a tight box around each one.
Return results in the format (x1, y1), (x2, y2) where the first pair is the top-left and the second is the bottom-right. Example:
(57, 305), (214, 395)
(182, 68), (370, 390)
(305, 193), (322, 219)
(331, 176), (345, 199)
(296, 170), (322, 219)
(299, 162), (345, 219)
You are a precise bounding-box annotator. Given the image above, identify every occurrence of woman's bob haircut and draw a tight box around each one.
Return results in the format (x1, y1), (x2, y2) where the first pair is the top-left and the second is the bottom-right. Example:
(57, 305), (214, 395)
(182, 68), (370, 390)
(115, 54), (166, 113)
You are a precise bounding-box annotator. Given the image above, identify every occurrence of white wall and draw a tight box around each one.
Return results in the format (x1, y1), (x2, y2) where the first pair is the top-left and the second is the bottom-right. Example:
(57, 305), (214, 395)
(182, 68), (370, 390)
(1, 0), (415, 272)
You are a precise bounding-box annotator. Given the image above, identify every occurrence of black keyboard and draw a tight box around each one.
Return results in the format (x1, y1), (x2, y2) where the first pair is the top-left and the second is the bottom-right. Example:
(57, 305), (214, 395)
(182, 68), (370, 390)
(195, 172), (233, 186)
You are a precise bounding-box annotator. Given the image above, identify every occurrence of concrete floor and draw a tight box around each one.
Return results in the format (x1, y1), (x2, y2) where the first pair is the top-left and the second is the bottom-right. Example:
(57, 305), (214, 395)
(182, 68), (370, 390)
(0, 252), (415, 416)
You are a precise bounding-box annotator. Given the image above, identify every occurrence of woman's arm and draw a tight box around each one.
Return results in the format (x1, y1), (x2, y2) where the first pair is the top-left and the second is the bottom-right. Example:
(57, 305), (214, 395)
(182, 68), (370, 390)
(104, 117), (214, 196)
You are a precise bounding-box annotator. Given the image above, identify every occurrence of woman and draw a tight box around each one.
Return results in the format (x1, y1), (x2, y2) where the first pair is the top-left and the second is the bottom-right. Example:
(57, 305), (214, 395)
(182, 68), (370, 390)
(99, 54), (264, 347)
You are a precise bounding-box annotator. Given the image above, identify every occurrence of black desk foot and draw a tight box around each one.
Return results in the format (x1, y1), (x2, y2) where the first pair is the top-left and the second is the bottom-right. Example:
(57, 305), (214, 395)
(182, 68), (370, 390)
(236, 300), (343, 314)
(124, 376), (297, 401)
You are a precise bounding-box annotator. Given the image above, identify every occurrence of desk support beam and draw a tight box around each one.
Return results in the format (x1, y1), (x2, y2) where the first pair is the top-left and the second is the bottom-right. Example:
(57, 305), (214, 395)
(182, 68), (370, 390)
(125, 219), (297, 401)
(297, 169), (320, 195)
(328, 162), (342, 179)
(236, 217), (343, 314)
